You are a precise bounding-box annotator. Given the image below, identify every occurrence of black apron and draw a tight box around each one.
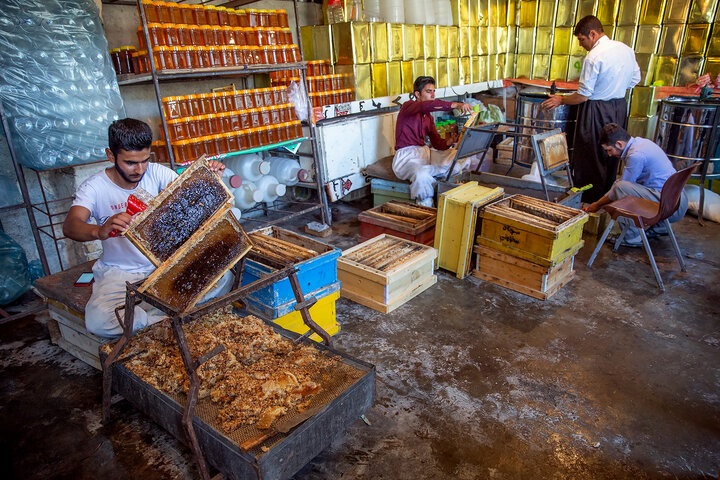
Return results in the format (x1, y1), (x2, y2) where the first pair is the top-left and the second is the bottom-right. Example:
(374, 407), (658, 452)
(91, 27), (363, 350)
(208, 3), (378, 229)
(572, 97), (627, 203)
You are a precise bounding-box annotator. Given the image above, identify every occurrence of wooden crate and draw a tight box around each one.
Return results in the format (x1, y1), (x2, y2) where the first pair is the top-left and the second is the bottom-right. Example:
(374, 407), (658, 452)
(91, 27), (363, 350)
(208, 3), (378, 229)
(126, 157), (234, 266)
(495, 137), (514, 165)
(47, 300), (108, 370)
(472, 245), (578, 300)
(370, 178), (414, 206)
(358, 201), (436, 245)
(338, 234), (437, 313)
(477, 194), (588, 267)
(434, 181), (503, 279)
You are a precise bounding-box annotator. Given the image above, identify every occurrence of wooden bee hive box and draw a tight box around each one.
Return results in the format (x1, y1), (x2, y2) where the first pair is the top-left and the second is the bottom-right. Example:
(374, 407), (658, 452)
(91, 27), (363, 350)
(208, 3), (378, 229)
(358, 201), (437, 245)
(140, 210), (252, 312)
(477, 194), (588, 267)
(337, 234), (437, 314)
(126, 158), (234, 267)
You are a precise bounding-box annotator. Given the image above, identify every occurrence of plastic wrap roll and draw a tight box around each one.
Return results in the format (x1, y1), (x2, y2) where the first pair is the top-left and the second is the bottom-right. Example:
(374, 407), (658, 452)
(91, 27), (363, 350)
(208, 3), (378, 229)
(0, 0), (125, 170)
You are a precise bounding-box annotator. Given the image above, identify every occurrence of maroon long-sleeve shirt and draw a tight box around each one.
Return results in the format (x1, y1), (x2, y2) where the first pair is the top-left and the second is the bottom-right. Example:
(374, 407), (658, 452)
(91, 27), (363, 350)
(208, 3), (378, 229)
(395, 99), (455, 151)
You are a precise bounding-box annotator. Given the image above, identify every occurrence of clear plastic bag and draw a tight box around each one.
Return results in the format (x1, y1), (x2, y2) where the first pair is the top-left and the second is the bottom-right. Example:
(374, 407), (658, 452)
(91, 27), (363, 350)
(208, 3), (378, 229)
(0, 0), (125, 170)
(287, 81), (309, 122)
(0, 231), (32, 305)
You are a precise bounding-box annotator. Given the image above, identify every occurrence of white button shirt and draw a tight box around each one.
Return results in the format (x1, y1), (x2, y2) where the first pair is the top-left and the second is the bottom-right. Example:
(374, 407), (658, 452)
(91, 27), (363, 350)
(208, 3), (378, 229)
(577, 35), (641, 100)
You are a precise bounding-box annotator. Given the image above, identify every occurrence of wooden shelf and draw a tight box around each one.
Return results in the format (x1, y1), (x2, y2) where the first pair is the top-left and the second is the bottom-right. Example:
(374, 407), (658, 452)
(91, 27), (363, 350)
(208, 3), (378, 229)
(117, 62), (307, 85)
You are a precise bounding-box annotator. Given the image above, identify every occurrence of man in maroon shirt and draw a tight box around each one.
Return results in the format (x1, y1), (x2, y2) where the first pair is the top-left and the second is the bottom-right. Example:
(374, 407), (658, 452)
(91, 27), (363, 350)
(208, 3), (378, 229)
(392, 76), (473, 206)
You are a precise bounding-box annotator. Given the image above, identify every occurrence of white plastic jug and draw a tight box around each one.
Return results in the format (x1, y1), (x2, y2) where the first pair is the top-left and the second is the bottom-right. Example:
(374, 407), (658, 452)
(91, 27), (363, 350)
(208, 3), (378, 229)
(255, 175), (287, 203)
(380, 0), (404, 23)
(234, 183), (264, 210)
(221, 167), (243, 190)
(269, 157), (309, 186)
(404, 0), (426, 25)
(224, 153), (271, 182)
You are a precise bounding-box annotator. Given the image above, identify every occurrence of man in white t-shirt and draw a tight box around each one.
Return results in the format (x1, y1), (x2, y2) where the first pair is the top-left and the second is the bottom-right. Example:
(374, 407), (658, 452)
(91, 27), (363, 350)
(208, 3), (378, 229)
(63, 118), (229, 337)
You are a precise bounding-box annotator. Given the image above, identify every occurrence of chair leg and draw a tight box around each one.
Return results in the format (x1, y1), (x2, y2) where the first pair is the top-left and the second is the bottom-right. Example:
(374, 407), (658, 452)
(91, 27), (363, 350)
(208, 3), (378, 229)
(614, 224), (629, 251)
(665, 219), (686, 272)
(639, 228), (665, 292)
(587, 219), (615, 268)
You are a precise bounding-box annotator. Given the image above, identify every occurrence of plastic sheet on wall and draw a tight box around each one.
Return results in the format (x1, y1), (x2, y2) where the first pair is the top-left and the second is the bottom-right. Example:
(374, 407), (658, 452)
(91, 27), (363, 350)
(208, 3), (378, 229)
(0, 0), (125, 170)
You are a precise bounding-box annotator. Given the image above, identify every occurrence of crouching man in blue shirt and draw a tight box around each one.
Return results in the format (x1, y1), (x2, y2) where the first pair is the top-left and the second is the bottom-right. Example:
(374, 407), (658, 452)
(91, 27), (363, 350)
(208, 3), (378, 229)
(582, 123), (689, 247)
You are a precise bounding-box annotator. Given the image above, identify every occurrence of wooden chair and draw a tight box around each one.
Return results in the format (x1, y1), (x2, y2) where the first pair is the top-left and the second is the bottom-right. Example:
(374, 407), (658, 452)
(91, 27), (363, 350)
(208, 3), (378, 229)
(586, 162), (700, 292)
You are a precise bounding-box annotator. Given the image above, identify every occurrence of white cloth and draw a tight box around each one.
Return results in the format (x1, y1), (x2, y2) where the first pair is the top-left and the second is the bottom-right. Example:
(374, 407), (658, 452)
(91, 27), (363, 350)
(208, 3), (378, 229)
(72, 163), (178, 273)
(577, 35), (640, 100)
(85, 262), (234, 338)
(392, 145), (464, 200)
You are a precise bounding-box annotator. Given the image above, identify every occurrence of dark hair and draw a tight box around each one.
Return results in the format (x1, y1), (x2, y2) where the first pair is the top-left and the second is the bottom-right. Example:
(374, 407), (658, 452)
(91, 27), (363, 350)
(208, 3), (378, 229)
(574, 15), (604, 37)
(413, 76), (436, 96)
(599, 123), (631, 146)
(108, 118), (153, 158)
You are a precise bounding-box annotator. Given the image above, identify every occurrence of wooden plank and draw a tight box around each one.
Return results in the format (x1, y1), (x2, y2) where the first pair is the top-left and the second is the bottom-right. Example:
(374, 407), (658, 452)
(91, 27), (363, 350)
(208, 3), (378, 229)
(476, 236), (584, 268)
(47, 317), (62, 345)
(472, 269), (574, 300)
(56, 337), (101, 370)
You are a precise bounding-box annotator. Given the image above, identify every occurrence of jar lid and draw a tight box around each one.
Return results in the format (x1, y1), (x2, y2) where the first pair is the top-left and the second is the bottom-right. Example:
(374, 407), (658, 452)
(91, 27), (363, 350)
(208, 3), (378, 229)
(179, 3), (190, 8)
(120, 45), (137, 51)
(151, 140), (164, 145)
(207, 5), (219, 10)
(110, 48), (120, 53)
(161, 23), (175, 28)
(190, 4), (202, 8)
(218, 6), (228, 11)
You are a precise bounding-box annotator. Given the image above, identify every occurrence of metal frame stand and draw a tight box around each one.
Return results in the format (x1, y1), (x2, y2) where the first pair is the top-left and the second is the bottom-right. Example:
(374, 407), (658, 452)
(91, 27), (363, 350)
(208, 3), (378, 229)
(101, 252), (332, 480)
(529, 129), (574, 202)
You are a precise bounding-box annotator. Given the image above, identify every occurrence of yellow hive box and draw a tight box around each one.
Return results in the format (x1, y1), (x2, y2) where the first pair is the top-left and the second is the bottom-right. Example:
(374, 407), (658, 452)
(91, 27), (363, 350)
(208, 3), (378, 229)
(636, 53), (658, 85)
(553, 28), (572, 55)
(555, 1), (576, 27)
(401, 60), (414, 93)
(689, 0), (718, 23)
(636, 25), (662, 54)
(497, 26), (507, 52)
(332, 22), (371, 64)
(518, 27), (535, 54)
(658, 24), (686, 57)
(617, 0), (642, 25)
(630, 86), (658, 116)
(273, 291), (340, 343)
(479, 26), (489, 55)
(436, 57), (449, 88)
(300, 26), (314, 60)
(434, 181), (504, 279)
(576, 0), (597, 20)
(312, 25), (334, 62)
(388, 23), (404, 61)
(371, 62), (388, 98)
(459, 26), (471, 57)
(403, 24), (416, 61)
(653, 55), (678, 85)
(517, 53), (533, 78)
(471, 55), (480, 83)
(425, 58), (437, 83)
(506, 53), (516, 78)
(639, 0), (667, 24)
(371, 22), (389, 62)
(683, 23), (711, 56)
(535, 27), (553, 55)
(451, 0), (471, 26)
(677, 56), (704, 84)
(495, 54), (506, 81)
(596, 0), (620, 26)
(478, 195), (588, 268)
(388, 61), (403, 96)
(488, 26), (498, 55)
(533, 54), (551, 80)
(338, 234), (438, 313)
(414, 25), (425, 59)
(470, 26), (480, 56)
(424, 25), (438, 59)
(507, 0), (517, 25)
(519, 0), (538, 27)
(537, 0), (556, 26)
(449, 27), (461, 57)
(458, 57), (470, 85)
(469, 0), (479, 26)
(438, 26), (450, 57)
(334, 63), (372, 100)
(707, 23), (720, 56)
(449, 57), (460, 85)
(663, 0), (692, 23)
(614, 26), (637, 48)
(413, 59), (426, 79)
(550, 55), (570, 80)
(479, 0), (489, 26)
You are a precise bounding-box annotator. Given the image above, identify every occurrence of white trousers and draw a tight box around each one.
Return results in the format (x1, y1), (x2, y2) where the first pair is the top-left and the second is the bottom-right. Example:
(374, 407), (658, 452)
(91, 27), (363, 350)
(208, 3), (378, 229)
(392, 145), (480, 200)
(85, 262), (234, 338)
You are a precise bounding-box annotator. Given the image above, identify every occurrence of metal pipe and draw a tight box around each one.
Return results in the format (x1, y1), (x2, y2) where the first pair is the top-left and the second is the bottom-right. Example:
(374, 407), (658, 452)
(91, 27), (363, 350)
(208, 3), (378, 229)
(0, 100), (51, 275)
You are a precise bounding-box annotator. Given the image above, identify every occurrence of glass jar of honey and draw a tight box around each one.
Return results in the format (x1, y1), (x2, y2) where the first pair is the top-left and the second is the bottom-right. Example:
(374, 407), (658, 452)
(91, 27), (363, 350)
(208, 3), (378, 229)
(131, 51), (142, 74)
(188, 47), (201, 69)
(190, 138), (205, 159)
(231, 46), (245, 66)
(163, 23), (180, 46)
(220, 46), (234, 67)
(226, 132), (239, 152)
(271, 87), (284, 105)
(246, 27), (260, 46)
(247, 128), (260, 148)
(175, 47), (191, 69)
(220, 26), (235, 45)
(241, 90), (254, 109)
(277, 10), (289, 28)
(239, 109), (251, 129)
(177, 24), (191, 46)
(228, 9), (240, 27)
(156, 1), (173, 23)
(258, 107), (271, 126)
(265, 46), (277, 64)
(139, 0), (159, 23)
(259, 10), (270, 27)
(185, 115), (200, 139)
(172, 140), (189, 162)
(292, 120), (302, 139)
(110, 48), (122, 75)
(233, 27), (247, 46)
(248, 108), (260, 126)
(152, 140), (168, 163)
(184, 95), (200, 116)
(210, 46), (222, 67)
(191, 4), (207, 25)
(269, 105), (280, 124)
(230, 91), (244, 111)
(200, 25), (215, 46)
(206, 5), (220, 26)
(267, 124), (279, 144)
(257, 125), (269, 146)
(170, 3), (183, 24)
(247, 9), (260, 27)
(227, 111), (241, 131)
(163, 96), (182, 119)
(276, 122), (289, 142)
(237, 129), (249, 150)
(256, 47), (269, 65)
(210, 134), (225, 155)
(252, 90), (264, 109)
(196, 114), (211, 136)
(266, 28), (279, 46)
(237, 9), (249, 27)
(218, 6), (230, 26)
(167, 117), (188, 141)
(259, 87), (272, 107)
(197, 46), (211, 68)
(256, 27), (268, 46)
(179, 4), (194, 24)
(136, 27), (146, 50)
(289, 45), (301, 63)
(208, 113), (221, 134)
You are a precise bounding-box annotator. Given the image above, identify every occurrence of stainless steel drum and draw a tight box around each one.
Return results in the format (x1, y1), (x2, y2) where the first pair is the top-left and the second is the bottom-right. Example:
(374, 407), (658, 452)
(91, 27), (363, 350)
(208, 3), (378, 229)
(654, 95), (720, 175)
(515, 92), (578, 165)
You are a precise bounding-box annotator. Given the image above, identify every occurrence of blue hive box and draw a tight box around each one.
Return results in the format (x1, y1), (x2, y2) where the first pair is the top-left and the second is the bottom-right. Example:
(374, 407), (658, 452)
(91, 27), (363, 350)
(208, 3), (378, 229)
(241, 226), (341, 319)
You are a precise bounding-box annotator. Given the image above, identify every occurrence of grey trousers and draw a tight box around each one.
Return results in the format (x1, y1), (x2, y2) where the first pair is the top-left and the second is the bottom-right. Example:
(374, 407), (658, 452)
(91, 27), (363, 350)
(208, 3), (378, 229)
(606, 180), (688, 238)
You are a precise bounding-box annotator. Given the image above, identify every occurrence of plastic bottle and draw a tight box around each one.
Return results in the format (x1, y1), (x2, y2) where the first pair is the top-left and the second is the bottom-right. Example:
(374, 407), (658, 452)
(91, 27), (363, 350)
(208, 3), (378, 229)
(326, 0), (345, 24)
(230, 207), (242, 220)
(224, 153), (271, 182)
(364, 0), (381, 21)
(233, 182), (264, 210)
(404, 0), (425, 25)
(381, 0), (404, 23)
(255, 175), (287, 203)
(221, 167), (243, 190)
(268, 157), (308, 186)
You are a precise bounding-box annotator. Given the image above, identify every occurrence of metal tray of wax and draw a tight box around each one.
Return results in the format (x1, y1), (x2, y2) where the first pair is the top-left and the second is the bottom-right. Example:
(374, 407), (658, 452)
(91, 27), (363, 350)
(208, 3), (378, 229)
(139, 210), (252, 313)
(100, 312), (375, 480)
(126, 157), (234, 267)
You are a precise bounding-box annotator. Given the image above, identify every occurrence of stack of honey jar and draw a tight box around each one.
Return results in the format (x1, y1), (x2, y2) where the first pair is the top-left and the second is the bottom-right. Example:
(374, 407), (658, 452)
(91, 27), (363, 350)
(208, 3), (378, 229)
(116, 0), (302, 74)
(153, 87), (302, 163)
(269, 61), (356, 107)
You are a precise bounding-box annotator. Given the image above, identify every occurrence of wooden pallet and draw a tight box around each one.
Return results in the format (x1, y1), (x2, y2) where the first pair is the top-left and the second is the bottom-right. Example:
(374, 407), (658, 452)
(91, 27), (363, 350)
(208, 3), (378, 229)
(338, 234), (437, 313)
(478, 194), (588, 267)
(472, 245), (577, 300)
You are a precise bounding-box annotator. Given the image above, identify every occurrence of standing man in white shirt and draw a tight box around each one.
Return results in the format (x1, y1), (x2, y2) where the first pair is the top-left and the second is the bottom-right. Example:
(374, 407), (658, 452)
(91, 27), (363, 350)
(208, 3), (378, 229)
(542, 15), (640, 203)
(63, 118), (231, 337)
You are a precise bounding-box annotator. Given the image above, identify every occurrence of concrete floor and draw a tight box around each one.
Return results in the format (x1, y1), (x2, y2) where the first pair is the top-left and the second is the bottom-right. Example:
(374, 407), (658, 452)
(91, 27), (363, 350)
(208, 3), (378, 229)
(1, 199), (719, 479)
